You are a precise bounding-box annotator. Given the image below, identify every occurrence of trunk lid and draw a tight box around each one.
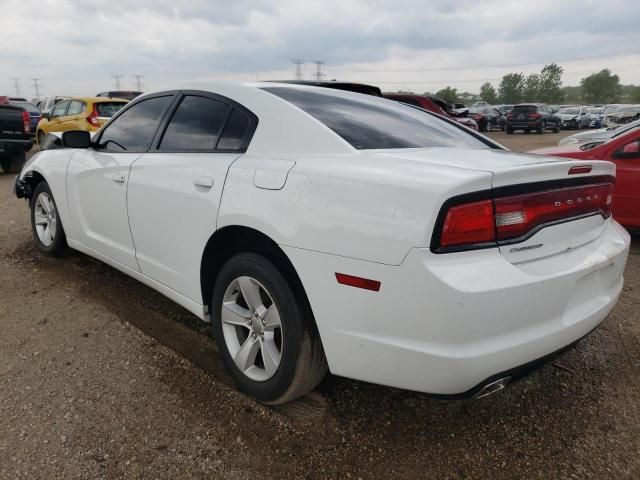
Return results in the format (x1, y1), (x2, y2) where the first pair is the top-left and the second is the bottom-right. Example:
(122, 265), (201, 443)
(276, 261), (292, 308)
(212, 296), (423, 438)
(371, 147), (616, 263)
(0, 105), (27, 141)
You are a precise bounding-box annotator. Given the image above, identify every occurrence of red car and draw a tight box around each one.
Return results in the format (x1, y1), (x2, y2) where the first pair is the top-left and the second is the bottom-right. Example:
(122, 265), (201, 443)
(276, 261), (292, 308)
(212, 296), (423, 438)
(383, 94), (478, 130)
(530, 126), (640, 229)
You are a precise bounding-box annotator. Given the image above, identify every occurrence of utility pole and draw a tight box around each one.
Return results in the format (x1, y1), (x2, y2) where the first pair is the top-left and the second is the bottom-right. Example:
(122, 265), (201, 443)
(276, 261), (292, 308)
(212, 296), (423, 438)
(312, 61), (325, 81)
(32, 78), (41, 99)
(112, 74), (123, 90)
(291, 59), (304, 80)
(132, 74), (143, 91)
(11, 78), (21, 97)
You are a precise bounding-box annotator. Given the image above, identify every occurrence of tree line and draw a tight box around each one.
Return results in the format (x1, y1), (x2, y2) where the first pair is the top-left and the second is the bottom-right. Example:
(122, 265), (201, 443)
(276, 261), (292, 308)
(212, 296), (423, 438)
(431, 64), (640, 105)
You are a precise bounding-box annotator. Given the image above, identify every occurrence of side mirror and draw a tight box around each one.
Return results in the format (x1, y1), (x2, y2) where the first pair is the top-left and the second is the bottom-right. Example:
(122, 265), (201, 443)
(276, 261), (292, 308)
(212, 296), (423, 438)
(41, 111), (50, 121)
(615, 141), (640, 158)
(62, 130), (92, 149)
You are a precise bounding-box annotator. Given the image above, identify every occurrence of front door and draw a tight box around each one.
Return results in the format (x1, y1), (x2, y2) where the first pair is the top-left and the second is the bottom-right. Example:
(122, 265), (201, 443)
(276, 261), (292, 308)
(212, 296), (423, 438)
(66, 94), (176, 270)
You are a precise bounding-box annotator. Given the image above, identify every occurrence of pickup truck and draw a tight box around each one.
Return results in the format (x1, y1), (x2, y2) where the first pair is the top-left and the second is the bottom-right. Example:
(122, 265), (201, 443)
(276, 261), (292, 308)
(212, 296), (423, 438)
(0, 102), (33, 173)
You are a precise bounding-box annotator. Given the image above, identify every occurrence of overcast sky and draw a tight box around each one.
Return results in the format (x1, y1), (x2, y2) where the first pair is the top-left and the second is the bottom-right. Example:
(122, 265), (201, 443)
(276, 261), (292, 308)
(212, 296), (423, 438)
(2, 0), (639, 98)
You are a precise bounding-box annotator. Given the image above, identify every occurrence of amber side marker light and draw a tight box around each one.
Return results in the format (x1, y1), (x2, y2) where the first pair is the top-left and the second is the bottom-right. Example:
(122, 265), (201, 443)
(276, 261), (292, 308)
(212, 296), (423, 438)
(568, 165), (592, 175)
(335, 273), (381, 292)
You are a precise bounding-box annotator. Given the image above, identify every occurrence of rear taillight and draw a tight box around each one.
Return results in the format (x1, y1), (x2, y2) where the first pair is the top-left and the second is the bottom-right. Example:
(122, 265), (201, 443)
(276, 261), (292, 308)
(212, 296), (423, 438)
(434, 180), (614, 251)
(22, 111), (30, 134)
(440, 200), (495, 247)
(87, 105), (100, 128)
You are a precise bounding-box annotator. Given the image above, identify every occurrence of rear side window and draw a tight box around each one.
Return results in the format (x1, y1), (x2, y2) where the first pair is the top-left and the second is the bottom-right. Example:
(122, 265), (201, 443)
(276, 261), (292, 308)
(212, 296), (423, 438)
(264, 87), (489, 150)
(217, 109), (251, 150)
(98, 95), (173, 152)
(512, 106), (538, 114)
(95, 102), (126, 117)
(159, 95), (230, 151)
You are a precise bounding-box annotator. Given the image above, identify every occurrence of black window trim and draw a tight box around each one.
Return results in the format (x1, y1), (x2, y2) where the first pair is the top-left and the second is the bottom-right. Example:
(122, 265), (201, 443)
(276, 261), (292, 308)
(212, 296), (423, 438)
(92, 91), (179, 154)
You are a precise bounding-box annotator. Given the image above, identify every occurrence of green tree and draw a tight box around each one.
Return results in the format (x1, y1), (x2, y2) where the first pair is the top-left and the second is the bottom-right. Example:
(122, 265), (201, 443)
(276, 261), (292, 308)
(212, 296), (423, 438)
(498, 73), (525, 104)
(523, 74), (540, 101)
(479, 82), (498, 104)
(581, 69), (622, 104)
(628, 85), (640, 103)
(538, 63), (565, 103)
(561, 85), (582, 103)
(435, 86), (458, 103)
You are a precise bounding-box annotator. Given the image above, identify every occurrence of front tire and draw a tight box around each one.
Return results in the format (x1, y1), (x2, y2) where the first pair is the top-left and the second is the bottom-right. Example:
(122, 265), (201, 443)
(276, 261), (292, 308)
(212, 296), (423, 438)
(211, 253), (327, 404)
(30, 181), (67, 256)
(37, 130), (45, 145)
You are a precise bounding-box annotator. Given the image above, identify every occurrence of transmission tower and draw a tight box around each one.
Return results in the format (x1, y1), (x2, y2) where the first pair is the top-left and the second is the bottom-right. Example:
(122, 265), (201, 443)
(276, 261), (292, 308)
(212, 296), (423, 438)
(312, 61), (325, 81)
(11, 78), (21, 97)
(132, 74), (143, 91)
(112, 74), (123, 90)
(291, 59), (304, 80)
(32, 78), (41, 98)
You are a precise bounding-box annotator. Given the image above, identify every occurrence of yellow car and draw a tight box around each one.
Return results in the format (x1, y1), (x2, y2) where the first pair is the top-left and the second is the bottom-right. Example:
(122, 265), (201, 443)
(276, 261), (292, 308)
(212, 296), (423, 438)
(36, 97), (128, 144)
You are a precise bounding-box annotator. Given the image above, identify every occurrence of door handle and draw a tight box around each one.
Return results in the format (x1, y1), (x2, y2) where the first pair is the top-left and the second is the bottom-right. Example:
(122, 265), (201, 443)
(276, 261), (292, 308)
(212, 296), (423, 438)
(112, 173), (126, 183)
(193, 176), (214, 188)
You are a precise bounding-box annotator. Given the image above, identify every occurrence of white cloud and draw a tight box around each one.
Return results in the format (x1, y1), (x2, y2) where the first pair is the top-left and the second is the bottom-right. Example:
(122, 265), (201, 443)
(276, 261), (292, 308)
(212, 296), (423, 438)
(1, 0), (638, 97)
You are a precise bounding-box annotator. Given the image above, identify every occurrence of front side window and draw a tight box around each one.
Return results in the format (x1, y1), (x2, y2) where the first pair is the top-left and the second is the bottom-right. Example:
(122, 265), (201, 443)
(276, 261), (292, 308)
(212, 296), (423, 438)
(98, 95), (173, 152)
(51, 100), (69, 118)
(67, 100), (85, 116)
(263, 87), (491, 150)
(159, 95), (230, 151)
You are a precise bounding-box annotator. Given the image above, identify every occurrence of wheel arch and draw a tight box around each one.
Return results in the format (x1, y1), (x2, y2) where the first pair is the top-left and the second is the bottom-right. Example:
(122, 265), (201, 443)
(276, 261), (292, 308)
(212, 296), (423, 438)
(200, 225), (321, 337)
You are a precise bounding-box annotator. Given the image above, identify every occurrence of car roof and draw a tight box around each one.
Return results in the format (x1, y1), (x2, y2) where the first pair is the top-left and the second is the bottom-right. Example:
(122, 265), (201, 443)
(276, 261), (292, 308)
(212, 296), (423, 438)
(266, 80), (382, 97)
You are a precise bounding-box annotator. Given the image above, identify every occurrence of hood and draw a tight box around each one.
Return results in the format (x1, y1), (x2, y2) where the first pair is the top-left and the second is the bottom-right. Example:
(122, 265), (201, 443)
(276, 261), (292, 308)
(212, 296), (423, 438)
(558, 113), (579, 120)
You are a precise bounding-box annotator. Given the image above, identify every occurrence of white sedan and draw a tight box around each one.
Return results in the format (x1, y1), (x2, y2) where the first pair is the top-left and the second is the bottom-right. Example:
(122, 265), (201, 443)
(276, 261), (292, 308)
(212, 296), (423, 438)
(15, 83), (630, 404)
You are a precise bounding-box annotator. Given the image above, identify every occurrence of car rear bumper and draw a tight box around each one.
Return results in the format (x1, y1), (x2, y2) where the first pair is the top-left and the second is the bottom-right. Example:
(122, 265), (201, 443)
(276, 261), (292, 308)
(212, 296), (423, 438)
(284, 220), (630, 395)
(507, 121), (542, 129)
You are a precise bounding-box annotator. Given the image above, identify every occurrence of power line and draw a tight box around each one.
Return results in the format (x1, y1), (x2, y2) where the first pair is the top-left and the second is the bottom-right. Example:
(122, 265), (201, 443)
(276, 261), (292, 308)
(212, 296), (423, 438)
(112, 74), (123, 90)
(291, 59), (304, 80)
(330, 50), (640, 74)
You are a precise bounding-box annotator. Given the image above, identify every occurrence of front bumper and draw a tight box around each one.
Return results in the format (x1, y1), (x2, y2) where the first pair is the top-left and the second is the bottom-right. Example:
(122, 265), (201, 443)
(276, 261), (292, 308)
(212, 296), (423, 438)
(284, 220), (630, 395)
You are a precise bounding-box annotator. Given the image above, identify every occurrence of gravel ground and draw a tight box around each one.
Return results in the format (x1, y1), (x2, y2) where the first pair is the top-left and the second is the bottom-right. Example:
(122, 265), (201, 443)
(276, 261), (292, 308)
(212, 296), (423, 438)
(0, 133), (639, 479)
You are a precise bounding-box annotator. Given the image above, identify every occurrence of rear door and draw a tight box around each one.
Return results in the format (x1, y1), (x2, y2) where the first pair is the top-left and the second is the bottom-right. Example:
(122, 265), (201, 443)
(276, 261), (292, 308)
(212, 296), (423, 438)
(127, 92), (257, 301)
(66, 94), (175, 270)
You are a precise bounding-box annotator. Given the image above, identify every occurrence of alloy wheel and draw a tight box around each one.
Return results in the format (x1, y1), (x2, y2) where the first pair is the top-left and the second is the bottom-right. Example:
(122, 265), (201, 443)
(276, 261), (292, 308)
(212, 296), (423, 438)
(221, 276), (283, 381)
(33, 192), (57, 246)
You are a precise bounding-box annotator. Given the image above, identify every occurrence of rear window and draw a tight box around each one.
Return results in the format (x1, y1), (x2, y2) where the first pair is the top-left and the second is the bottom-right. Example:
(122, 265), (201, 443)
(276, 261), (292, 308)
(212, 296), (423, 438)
(263, 87), (490, 150)
(95, 102), (126, 117)
(512, 105), (538, 114)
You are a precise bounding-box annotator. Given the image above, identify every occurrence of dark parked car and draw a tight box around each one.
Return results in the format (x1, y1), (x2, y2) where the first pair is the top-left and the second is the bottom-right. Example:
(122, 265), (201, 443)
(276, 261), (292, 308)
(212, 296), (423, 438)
(468, 106), (505, 132)
(8, 100), (40, 136)
(383, 94), (478, 130)
(0, 100), (33, 173)
(506, 104), (560, 134)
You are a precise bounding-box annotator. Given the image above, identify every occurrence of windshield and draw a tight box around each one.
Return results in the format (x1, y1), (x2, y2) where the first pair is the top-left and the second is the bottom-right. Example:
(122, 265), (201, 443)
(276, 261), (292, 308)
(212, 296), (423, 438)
(263, 86), (493, 150)
(559, 107), (579, 115)
(587, 107), (603, 114)
(95, 102), (127, 117)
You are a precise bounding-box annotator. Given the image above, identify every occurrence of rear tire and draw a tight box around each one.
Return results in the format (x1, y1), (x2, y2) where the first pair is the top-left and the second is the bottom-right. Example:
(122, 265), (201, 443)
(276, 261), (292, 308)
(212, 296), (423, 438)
(30, 181), (68, 256)
(537, 121), (546, 134)
(211, 252), (327, 404)
(553, 122), (560, 133)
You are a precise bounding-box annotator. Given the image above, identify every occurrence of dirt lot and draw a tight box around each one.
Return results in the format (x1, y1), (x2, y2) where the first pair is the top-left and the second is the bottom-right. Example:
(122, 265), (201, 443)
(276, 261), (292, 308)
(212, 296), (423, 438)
(1, 132), (639, 479)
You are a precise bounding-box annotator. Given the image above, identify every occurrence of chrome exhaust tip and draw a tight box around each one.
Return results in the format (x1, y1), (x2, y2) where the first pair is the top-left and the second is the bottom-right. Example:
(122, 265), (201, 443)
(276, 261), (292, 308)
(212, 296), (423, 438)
(474, 377), (511, 399)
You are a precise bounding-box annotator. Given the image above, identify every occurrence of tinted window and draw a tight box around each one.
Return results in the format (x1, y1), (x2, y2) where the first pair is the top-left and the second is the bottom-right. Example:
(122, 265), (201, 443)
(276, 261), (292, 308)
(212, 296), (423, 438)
(218, 109), (251, 150)
(52, 100), (69, 118)
(67, 100), (85, 116)
(99, 95), (173, 152)
(264, 87), (489, 150)
(512, 105), (538, 114)
(9, 101), (40, 114)
(159, 95), (230, 151)
(95, 102), (126, 117)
